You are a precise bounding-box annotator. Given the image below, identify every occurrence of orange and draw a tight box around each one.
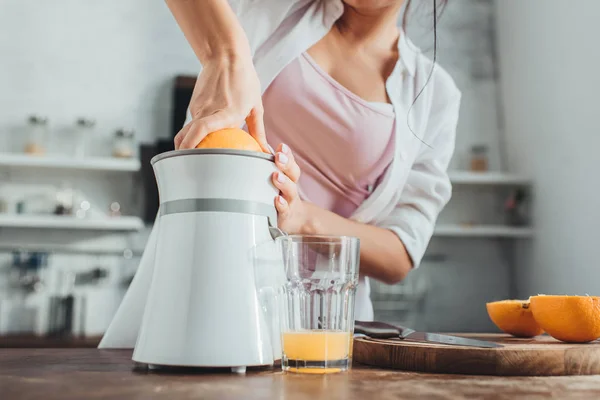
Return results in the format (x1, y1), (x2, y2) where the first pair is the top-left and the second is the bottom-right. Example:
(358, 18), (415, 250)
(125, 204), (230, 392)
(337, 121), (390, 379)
(530, 295), (600, 343)
(486, 299), (544, 338)
(195, 128), (264, 153)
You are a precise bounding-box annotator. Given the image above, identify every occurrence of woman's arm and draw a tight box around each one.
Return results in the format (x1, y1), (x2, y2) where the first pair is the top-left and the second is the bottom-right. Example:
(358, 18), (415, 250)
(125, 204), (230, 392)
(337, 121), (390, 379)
(165, 0), (249, 63)
(302, 204), (413, 284)
(165, 0), (269, 151)
(378, 89), (461, 273)
(271, 144), (411, 285)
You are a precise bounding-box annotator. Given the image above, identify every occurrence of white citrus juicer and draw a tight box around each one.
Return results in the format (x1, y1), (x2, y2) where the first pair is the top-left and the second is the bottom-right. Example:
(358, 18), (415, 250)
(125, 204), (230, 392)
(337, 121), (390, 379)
(98, 148), (285, 372)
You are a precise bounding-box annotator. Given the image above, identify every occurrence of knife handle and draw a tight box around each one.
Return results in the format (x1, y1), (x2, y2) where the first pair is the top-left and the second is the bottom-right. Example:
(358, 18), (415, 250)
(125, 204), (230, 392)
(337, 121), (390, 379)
(355, 320), (417, 339)
(354, 320), (401, 339)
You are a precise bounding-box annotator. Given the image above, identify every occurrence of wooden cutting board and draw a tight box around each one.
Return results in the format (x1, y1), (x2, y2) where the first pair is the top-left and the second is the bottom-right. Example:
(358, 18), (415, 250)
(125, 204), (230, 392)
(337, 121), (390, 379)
(353, 334), (600, 376)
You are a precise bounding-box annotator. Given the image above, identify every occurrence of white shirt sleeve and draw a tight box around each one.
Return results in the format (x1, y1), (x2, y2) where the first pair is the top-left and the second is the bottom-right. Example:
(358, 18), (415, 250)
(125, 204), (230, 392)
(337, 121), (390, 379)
(378, 80), (462, 268)
(227, 0), (315, 56)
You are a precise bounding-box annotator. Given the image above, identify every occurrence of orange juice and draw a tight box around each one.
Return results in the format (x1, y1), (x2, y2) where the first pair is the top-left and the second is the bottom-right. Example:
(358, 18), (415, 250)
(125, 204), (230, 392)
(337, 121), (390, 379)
(282, 330), (352, 361)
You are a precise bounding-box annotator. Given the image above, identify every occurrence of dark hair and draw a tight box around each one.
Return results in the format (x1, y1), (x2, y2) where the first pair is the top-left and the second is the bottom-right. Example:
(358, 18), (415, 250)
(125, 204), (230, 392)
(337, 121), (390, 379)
(403, 0), (448, 146)
(402, 0), (448, 34)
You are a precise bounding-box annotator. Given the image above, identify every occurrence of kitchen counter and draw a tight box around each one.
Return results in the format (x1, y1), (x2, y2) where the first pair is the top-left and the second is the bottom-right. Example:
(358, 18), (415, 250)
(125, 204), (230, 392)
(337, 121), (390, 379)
(3, 349), (600, 399)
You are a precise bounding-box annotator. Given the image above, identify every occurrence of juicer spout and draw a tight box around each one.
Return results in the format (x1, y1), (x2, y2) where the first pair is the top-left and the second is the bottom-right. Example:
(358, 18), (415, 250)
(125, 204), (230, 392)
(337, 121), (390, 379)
(268, 216), (286, 240)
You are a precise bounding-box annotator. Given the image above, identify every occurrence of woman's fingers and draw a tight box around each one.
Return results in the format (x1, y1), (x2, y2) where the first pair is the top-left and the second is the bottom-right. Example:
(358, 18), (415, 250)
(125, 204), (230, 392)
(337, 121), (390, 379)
(178, 111), (236, 150)
(275, 144), (301, 182)
(274, 195), (289, 219)
(272, 171), (298, 202)
(176, 104), (268, 151)
(174, 122), (192, 150)
(246, 105), (270, 153)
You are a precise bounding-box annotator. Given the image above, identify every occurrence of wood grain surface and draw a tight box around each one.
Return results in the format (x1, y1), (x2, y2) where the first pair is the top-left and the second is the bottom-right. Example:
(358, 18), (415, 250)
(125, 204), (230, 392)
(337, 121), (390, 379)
(353, 333), (600, 376)
(0, 334), (101, 348)
(3, 349), (600, 399)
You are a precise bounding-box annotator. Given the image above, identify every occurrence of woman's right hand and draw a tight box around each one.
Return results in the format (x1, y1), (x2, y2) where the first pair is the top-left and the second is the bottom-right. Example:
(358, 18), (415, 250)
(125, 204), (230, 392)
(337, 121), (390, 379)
(174, 54), (270, 152)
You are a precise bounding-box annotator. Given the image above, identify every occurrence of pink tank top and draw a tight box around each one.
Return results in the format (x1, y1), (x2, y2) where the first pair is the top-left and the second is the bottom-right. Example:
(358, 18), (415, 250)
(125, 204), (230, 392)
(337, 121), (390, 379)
(264, 53), (395, 218)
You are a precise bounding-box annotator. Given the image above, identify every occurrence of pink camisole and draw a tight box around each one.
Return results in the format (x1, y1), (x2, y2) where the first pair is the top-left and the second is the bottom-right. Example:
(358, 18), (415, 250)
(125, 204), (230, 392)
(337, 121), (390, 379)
(263, 53), (396, 218)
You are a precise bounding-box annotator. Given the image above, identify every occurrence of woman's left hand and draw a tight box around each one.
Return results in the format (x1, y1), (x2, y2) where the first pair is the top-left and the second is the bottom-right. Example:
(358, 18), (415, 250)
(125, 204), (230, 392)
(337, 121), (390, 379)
(272, 144), (309, 234)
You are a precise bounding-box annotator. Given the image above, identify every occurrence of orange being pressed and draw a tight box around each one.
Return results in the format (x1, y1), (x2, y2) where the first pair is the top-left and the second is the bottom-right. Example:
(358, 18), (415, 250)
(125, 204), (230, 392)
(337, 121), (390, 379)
(530, 295), (600, 343)
(486, 299), (544, 338)
(195, 128), (264, 152)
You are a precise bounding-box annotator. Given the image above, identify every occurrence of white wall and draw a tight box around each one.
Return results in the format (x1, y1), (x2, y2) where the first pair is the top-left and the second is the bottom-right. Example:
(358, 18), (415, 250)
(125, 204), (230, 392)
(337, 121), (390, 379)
(0, 0), (199, 152)
(495, 0), (600, 296)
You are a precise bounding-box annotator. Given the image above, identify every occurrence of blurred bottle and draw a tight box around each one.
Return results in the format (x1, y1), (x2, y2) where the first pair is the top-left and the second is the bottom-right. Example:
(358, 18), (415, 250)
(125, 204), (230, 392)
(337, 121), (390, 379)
(24, 115), (49, 156)
(0, 185), (7, 213)
(75, 199), (91, 219)
(470, 144), (489, 172)
(54, 182), (75, 215)
(74, 118), (96, 158)
(504, 189), (529, 226)
(109, 201), (121, 217)
(112, 129), (135, 158)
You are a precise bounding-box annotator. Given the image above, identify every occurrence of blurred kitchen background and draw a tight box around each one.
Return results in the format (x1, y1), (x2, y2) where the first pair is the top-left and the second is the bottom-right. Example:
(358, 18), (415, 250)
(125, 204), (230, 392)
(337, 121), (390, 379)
(1, 0), (597, 347)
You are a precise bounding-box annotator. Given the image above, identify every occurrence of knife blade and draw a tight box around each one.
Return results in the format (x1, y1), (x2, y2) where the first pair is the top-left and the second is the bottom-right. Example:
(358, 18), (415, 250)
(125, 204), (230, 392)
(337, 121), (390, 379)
(354, 320), (503, 349)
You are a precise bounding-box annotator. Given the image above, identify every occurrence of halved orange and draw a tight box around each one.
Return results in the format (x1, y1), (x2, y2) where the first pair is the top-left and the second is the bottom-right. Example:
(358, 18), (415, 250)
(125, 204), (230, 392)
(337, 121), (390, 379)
(195, 128), (264, 153)
(486, 299), (544, 338)
(530, 295), (600, 343)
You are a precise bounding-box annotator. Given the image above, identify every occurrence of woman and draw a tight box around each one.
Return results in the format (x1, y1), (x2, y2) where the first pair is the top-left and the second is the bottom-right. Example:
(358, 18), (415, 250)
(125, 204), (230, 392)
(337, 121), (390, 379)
(166, 0), (461, 321)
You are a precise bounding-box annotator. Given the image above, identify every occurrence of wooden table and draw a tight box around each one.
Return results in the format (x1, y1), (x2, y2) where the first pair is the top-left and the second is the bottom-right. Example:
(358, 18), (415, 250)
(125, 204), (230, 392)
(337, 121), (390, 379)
(3, 349), (600, 399)
(0, 335), (101, 348)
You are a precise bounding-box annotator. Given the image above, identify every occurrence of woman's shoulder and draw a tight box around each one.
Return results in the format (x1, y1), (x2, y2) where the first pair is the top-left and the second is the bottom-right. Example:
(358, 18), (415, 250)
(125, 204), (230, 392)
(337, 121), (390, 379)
(400, 33), (461, 103)
(228, 0), (339, 56)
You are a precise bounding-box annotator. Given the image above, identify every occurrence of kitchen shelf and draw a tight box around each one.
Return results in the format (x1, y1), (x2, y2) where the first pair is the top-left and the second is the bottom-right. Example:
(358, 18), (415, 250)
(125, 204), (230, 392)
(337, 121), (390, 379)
(0, 153), (140, 172)
(448, 171), (531, 186)
(433, 224), (533, 238)
(0, 214), (144, 231)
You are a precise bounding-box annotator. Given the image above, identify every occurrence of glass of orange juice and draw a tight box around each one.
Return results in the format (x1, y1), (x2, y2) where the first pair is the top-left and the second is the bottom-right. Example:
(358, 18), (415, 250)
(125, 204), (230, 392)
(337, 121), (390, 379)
(277, 235), (360, 374)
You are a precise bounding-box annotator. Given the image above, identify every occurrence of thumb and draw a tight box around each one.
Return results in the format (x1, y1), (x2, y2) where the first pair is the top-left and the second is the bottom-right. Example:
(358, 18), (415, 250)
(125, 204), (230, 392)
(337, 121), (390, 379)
(245, 105), (271, 154)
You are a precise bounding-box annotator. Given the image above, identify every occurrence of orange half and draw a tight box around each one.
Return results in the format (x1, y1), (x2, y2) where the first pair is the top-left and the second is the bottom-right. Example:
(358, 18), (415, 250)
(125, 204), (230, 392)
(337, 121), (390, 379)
(530, 295), (600, 343)
(486, 299), (544, 338)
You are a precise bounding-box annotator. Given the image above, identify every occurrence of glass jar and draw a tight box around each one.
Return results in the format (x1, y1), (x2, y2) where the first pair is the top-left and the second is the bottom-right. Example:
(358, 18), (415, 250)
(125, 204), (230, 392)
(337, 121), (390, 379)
(54, 182), (75, 216)
(112, 129), (135, 158)
(109, 201), (121, 217)
(504, 189), (529, 227)
(74, 118), (95, 158)
(470, 145), (489, 172)
(24, 115), (49, 155)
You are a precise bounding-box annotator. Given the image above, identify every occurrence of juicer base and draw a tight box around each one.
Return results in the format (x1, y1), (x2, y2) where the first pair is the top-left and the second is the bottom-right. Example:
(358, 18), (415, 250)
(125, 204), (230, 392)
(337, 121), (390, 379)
(132, 362), (269, 373)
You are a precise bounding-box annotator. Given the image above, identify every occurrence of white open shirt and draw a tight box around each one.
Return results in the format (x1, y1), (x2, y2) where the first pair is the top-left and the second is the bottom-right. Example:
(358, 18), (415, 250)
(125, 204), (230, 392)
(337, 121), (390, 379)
(228, 0), (462, 320)
(98, 0), (462, 350)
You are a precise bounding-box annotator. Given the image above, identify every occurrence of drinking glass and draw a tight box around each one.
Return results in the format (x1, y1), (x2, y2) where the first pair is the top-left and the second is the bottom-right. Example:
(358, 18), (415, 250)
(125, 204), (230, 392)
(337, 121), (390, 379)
(277, 235), (360, 374)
